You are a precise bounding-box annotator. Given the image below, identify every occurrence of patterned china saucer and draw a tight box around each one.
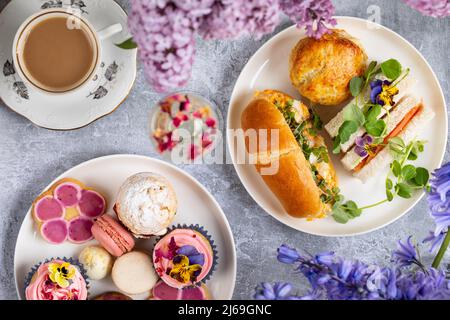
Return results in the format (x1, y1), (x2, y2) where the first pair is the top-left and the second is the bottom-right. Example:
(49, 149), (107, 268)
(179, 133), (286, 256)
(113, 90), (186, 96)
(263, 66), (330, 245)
(0, 0), (137, 130)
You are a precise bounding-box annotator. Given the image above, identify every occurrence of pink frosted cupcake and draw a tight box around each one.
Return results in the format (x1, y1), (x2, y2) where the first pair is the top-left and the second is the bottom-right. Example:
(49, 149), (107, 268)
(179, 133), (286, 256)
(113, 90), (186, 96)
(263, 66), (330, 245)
(25, 258), (88, 300)
(153, 225), (217, 289)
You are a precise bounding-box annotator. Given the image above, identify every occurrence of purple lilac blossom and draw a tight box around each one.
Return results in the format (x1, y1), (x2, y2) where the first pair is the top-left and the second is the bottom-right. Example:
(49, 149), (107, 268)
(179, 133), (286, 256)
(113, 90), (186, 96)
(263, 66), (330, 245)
(279, 0), (337, 39)
(199, 0), (281, 40)
(425, 162), (450, 252)
(403, 0), (450, 18)
(255, 242), (450, 300)
(128, 0), (337, 92)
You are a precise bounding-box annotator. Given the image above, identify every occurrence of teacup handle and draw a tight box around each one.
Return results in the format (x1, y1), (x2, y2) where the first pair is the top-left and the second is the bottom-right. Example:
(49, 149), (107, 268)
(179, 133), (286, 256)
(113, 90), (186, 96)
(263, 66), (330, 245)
(97, 23), (123, 41)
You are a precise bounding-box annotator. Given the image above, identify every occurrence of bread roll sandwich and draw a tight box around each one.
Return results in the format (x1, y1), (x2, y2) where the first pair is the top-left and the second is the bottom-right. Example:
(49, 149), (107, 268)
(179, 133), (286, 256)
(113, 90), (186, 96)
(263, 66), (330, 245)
(241, 90), (338, 219)
(328, 94), (434, 182)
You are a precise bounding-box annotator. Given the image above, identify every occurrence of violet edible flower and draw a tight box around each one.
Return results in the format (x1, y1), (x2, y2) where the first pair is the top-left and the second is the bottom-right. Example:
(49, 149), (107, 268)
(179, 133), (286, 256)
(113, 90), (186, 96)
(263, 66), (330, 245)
(354, 135), (376, 158)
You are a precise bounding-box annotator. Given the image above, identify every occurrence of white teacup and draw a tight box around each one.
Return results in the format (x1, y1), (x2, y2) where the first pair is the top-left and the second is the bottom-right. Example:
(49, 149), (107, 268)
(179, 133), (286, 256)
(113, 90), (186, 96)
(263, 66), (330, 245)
(12, 8), (122, 95)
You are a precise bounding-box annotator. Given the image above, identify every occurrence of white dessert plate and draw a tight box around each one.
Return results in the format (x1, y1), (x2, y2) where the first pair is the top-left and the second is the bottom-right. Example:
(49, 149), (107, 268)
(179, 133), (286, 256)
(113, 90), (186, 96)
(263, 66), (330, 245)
(227, 16), (447, 236)
(14, 154), (236, 299)
(0, 0), (136, 130)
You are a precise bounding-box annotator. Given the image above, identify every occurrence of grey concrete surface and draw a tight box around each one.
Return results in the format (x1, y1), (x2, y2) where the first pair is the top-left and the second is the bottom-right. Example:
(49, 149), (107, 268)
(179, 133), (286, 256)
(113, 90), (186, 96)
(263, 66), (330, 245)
(0, 0), (449, 299)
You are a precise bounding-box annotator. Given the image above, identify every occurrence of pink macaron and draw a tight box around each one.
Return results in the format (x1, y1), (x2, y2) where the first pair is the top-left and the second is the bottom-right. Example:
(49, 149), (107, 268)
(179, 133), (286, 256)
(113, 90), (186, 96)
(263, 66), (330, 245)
(91, 215), (135, 257)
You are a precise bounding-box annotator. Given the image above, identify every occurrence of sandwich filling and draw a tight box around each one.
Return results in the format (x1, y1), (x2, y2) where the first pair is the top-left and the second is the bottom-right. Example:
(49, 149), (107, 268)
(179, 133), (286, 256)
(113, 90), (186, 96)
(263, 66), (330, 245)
(257, 91), (339, 210)
(353, 103), (422, 172)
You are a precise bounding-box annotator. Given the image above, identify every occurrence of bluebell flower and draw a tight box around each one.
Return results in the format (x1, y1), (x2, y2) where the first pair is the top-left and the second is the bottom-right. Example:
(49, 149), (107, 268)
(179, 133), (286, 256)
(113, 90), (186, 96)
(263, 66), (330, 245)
(277, 244), (300, 264)
(315, 251), (335, 266)
(392, 236), (421, 268)
(254, 282), (299, 300)
(426, 162), (450, 252)
(423, 230), (446, 253)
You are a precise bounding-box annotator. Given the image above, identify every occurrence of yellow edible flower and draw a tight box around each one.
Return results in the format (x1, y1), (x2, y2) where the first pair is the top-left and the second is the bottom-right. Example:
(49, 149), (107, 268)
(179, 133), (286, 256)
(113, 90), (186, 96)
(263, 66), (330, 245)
(48, 262), (76, 288)
(378, 84), (399, 107)
(169, 255), (202, 284)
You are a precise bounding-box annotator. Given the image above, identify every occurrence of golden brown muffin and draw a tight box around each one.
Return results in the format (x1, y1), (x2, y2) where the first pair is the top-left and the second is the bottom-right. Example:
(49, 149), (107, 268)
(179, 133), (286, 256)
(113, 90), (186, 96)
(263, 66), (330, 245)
(289, 29), (367, 106)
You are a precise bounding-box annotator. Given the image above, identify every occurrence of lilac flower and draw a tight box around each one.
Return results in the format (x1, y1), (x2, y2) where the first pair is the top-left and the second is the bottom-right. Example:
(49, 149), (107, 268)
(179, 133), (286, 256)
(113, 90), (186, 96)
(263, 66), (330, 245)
(426, 162), (450, 251)
(279, 0), (337, 39)
(254, 282), (299, 300)
(128, 1), (199, 92)
(392, 236), (422, 268)
(277, 244), (301, 264)
(199, 0), (281, 40)
(403, 0), (450, 18)
(354, 135), (375, 158)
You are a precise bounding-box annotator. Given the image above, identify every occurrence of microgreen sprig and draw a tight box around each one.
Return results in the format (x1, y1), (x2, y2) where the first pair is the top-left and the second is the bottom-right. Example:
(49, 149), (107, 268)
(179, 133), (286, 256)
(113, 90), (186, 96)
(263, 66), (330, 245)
(332, 137), (429, 224)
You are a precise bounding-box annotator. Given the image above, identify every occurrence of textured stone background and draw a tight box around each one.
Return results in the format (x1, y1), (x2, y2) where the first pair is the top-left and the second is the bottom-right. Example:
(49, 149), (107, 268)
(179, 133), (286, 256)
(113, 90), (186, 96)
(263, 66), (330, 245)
(0, 0), (449, 300)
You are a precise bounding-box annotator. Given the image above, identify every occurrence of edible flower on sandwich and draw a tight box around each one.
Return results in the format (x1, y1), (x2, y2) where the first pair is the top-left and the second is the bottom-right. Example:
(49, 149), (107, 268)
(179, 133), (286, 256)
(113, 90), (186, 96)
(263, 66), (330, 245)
(48, 262), (76, 288)
(370, 80), (399, 106)
(354, 135), (377, 158)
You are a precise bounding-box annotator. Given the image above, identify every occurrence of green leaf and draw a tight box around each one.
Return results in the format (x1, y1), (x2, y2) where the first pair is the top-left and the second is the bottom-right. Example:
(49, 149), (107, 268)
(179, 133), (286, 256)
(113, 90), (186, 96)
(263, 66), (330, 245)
(381, 59), (402, 80)
(396, 183), (413, 199)
(116, 37), (138, 49)
(365, 104), (382, 122)
(391, 160), (402, 177)
(364, 61), (378, 79)
(338, 121), (359, 144)
(344, 201), (362, 217)
(386, 178), (393, 190)
(386, 189), (394, 201)
(401, 165), (417, 180)
(332, 137), (341, 154)
(312, 112), (323, 130)
(414, 167), (430, 186)
(344, 105), (365, 126)
(332, 207), (351, 224)
(365, 119), (386, 137)
(350, 77), (364, 97)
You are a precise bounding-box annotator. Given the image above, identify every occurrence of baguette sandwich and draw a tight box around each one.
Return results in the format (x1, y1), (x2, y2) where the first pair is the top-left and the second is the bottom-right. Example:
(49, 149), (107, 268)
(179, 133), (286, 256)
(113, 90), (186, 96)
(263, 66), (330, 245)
(241, 90), (338, 219)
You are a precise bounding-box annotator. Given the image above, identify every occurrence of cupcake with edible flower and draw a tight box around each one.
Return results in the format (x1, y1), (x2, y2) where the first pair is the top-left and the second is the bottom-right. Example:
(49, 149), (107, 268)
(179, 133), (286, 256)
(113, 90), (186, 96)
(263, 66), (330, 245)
(24, 258), (88, 300)
(153, 224), (217, 289)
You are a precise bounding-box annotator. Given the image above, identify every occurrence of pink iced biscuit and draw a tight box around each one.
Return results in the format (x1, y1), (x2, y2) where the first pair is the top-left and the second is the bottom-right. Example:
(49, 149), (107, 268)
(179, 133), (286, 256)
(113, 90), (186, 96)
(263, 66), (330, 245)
(31, 178), (107, 245)
(151, 280), (210, 300)
(91, 215), (135, 257)
(25, 259), (88, 300)
(153, 228), (214, 289)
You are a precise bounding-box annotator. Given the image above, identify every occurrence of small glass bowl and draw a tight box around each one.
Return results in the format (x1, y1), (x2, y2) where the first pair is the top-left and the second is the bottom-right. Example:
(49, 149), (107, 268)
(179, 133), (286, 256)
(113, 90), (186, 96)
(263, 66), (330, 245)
(148, 91), (222, 164)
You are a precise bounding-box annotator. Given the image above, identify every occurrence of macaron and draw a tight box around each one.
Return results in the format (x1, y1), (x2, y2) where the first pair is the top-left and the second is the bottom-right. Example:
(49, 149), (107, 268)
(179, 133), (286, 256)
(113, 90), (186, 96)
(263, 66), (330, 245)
(111, 251), (158, 295)
(91, 215), (135, 257)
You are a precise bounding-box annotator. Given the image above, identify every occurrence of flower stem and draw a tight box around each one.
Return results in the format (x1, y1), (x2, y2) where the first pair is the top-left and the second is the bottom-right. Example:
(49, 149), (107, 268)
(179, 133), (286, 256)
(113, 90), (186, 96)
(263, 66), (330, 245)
(432, 230), (450, 269)
(360, 198), (389, 210)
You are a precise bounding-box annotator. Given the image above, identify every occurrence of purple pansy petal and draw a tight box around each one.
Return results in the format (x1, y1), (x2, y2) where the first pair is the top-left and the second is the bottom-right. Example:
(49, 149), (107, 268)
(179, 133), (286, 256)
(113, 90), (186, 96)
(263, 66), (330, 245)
(188, 253), (205, 266)
(354, 146), (368, 158)
(355, 136), (365, 147)
(370, 79), (382, 89)
(370, 85), (383, 104)
(364, 135), (374, 145)
(177, 245), (198, 257)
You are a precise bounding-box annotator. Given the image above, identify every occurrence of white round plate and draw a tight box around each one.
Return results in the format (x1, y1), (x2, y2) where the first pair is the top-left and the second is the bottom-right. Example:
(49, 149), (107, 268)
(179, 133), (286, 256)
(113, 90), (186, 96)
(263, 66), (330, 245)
(227, 16), (447, 237)
(0, 0), (137, 130)
(14, 155), (236, 300)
